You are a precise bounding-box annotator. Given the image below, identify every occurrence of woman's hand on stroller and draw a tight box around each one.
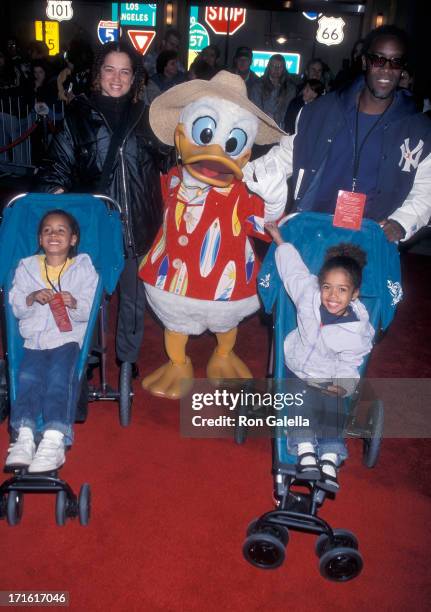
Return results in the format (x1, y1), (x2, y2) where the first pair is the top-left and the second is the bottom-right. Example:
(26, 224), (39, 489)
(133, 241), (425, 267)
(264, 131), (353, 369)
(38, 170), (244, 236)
(26, 289), (54, 306)
(60, 291), (77, 309)
(265, 221), (284, 246)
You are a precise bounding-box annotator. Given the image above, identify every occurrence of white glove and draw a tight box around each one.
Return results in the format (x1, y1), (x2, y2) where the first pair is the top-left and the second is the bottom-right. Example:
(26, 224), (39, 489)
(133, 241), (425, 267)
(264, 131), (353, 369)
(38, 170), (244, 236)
(243, 156), (287, 221)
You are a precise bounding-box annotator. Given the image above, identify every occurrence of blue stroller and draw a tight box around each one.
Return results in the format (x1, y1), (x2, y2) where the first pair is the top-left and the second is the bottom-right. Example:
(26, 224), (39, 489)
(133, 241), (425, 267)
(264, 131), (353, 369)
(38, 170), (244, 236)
(0, 193), (124, 526)
(242, 212), (401, 581)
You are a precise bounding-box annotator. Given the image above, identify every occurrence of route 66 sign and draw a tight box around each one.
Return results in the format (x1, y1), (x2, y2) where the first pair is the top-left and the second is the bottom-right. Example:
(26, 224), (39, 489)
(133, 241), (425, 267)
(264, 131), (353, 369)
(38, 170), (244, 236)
(46, 1), (74, 22)
(316, 16), (345, 46)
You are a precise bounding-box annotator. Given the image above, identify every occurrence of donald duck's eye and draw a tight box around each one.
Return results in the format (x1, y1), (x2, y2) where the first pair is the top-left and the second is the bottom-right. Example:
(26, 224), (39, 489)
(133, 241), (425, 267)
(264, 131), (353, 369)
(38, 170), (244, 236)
(225, 128), (247, 156)
(192, 116), (216, 145)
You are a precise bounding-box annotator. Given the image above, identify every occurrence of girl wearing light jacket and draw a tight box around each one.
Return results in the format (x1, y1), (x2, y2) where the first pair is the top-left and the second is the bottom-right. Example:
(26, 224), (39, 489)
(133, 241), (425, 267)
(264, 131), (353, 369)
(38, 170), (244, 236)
(266, 222), (375, 492)
(5, 210), (98, 473)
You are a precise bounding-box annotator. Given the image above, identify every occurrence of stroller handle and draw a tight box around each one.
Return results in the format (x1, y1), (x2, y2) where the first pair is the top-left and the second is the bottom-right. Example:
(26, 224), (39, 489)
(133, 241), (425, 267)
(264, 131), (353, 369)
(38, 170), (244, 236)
(4, 193), (121, 215)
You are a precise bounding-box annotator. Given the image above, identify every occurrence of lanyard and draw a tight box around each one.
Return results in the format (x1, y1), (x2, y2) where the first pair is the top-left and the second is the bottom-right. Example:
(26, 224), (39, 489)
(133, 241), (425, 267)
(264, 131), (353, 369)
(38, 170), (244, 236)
(44, 258), (67, 293)
(352, 101), (391, 192)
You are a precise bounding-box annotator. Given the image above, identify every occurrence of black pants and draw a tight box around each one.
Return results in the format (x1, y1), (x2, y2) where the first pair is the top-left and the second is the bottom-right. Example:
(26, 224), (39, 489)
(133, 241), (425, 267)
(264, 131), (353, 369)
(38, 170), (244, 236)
(116, 251), (146, 363)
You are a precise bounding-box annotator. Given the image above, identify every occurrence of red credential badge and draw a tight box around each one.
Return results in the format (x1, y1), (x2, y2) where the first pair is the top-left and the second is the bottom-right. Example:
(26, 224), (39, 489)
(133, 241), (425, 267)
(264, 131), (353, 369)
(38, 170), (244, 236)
(49, 293), (72, 332)
(333, 190), (366, 230)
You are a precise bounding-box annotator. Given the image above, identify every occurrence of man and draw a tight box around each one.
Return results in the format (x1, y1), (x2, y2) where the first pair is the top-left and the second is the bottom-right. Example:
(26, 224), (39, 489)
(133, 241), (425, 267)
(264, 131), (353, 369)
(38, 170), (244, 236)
(232, 46), (260, 98)
(143, 27), (184, 77)
(246, 26), (431, 242)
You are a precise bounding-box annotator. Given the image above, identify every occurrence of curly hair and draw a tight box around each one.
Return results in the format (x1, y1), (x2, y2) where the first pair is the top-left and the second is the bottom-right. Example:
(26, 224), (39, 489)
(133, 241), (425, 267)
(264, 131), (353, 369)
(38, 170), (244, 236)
(91, 41), (147, 102)
(318, 243), (367, 290)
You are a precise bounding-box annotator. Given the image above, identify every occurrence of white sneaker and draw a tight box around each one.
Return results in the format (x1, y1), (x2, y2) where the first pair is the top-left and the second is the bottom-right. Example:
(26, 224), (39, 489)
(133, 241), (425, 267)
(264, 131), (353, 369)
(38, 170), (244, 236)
(28, 430), (65, 473)
(5, 427), (36, 468)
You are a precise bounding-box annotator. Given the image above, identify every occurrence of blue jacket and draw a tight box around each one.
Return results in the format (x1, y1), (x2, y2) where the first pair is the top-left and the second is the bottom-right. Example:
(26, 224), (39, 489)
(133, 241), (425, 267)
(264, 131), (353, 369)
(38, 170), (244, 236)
(291, 78), (431, 221)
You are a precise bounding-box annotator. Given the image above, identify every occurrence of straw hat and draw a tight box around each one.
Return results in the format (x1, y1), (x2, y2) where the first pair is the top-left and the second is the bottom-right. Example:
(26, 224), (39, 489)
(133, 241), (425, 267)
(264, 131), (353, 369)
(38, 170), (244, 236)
(149, 70), (285, 146)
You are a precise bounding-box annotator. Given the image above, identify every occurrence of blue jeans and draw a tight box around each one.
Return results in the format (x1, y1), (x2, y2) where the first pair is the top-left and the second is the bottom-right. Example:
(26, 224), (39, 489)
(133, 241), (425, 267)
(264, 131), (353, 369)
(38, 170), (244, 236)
(285, 369), (348, 461)
(10, 343), (80, 446)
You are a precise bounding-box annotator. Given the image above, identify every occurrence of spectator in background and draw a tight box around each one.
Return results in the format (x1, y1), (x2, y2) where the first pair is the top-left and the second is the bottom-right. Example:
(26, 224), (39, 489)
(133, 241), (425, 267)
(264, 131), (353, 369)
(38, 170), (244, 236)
(200, 44), (222, 72)
(0, 49), (29, 165)
(28, 60), (58, 105)
(398, 65), (414, 92)
(250, 53), (296, 129)
(300, 58), (332, 92)
(0, 50), (20, 93)
(284, 78), (325, 134)
(146, 50), (186, 104)
(143, 27), (184, 78)
(28, 41), (50, 62)
(187, 55), (217, 81)
(333, 39), (364, 90)
(19, 41), (51, 84)
(5, 37), (25, 81)
(57, 38), (93, 103)
(232, 46), (259, 97)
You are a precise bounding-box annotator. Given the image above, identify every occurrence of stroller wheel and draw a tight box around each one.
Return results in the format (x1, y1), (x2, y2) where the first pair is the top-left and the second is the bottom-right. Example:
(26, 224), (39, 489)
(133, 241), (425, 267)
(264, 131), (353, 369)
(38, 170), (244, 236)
(78, 483), (91, 526)
(243, 532), (286, 569)
(247, 519), (289, 546)
(363, 399), (384, 468)
(319, 546), (363, 582)
(55, 490), (68, 526)
(119, 362), (133, 427)
(315, 529), (359, 558)
(6, 491), (24, 526)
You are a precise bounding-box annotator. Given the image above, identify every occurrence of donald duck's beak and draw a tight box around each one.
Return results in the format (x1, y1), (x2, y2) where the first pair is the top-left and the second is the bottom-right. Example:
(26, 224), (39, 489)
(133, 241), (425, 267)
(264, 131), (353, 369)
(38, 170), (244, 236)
(174, 124), (251, 188)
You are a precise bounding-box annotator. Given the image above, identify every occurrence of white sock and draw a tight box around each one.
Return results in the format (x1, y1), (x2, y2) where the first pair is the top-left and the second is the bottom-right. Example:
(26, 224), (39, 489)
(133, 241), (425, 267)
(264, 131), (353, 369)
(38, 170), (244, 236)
(320, 452), (338, 478)
(297, 442), (317, 467)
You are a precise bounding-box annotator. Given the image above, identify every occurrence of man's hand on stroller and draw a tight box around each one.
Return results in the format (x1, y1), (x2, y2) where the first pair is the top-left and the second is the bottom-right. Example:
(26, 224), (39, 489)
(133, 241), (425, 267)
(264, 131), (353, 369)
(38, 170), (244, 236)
(60, 291), (77, 309)
(26, 289), (54, 306)
(379, 219), (406, 242)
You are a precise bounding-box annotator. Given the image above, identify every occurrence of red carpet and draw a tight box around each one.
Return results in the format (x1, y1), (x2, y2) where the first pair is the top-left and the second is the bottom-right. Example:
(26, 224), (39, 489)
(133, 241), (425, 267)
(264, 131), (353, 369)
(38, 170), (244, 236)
(1, 252), (430, 611)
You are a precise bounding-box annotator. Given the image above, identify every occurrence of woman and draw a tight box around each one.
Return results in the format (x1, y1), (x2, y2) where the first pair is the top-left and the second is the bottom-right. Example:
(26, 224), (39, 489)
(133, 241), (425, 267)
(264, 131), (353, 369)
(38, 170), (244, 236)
(37, 41), (164, 377)
(27, 60), (58, 106)
(250, 53), (296, 129)
(145, 50), (185, 104)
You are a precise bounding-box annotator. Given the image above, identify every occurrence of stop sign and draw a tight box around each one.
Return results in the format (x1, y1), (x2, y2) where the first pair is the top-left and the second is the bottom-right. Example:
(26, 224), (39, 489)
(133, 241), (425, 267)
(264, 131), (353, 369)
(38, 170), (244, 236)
(204, 7), (247, 35)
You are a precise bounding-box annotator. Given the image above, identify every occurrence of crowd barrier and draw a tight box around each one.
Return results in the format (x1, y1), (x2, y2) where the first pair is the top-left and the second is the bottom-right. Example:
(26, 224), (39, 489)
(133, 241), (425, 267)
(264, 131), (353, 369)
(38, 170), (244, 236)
(0, 96), (64, 173)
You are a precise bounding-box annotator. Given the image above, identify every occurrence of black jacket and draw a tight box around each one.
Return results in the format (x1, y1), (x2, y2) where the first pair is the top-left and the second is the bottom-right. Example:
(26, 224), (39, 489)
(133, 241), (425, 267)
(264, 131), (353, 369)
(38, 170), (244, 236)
(37, 94), (164, 257)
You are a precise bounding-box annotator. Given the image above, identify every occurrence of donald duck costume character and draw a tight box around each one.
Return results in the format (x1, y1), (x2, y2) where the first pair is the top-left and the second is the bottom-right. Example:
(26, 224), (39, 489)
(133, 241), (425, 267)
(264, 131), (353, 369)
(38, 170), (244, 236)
(139, 70), (286, 399)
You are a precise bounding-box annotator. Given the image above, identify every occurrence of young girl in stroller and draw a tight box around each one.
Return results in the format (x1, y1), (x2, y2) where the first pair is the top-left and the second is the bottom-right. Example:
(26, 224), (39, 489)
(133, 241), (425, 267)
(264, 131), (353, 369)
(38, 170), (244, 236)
(265, 221), (375, 492)
(5, 209), (98, 473)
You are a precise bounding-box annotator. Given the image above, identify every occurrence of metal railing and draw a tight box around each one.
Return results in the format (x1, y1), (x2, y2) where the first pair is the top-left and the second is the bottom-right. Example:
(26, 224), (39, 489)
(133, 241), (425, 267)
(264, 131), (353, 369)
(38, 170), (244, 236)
(0, 95), (65, 173)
